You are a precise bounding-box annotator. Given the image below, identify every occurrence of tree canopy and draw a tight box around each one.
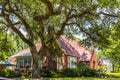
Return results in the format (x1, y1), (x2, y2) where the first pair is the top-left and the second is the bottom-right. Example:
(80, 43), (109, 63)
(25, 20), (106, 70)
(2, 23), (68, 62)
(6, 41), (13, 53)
(98, 22), (120, 62)
(0, 0), (120, 78)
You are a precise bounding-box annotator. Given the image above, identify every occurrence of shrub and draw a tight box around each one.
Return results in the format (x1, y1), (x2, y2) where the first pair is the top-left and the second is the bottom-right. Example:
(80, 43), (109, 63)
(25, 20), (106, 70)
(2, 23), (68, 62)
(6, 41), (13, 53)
(40, 62), (99, 78)
(41, 69), (61, 78)
(10, 70), (22, 78)
(0, 68), (23, 78)
(76, 62), (98, 77)
(62, 68), (78, 77)
(1, 68), (11, 78)
(83, 68), (98, 77)
(49, 70), (61, 78)
(105, 73), (120, 78)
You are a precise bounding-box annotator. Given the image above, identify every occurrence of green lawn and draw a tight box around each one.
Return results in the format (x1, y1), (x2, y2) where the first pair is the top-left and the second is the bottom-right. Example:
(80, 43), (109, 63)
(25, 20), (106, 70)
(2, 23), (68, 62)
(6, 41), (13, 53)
(15, 77), (120, 80)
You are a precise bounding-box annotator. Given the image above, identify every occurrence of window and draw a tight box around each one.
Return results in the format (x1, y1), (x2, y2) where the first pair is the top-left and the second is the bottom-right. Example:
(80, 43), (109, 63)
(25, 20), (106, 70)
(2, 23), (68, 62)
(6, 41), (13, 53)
(24, 58), (31, 68)
(17, 59), (24, 68)
(57, 57), (62, 70)
(67, 56), (77, 68)
(17, 58), (31, 68)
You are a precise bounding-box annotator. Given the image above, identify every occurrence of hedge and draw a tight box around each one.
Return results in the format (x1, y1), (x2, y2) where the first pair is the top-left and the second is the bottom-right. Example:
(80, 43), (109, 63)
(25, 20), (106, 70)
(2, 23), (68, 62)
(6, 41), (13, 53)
(105, 73), (120, 78)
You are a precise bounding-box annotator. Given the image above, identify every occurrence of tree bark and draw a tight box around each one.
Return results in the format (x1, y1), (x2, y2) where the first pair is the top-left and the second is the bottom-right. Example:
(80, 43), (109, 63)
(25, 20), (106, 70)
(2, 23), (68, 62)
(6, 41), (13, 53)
(29, 45), (41, 78)
(32, 58), (41, 78)
(47, 55), (57, 71)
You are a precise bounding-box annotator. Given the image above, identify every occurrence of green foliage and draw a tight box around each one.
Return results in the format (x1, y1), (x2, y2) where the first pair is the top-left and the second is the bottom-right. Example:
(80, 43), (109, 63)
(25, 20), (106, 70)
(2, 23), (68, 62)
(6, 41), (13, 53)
(0, 32), (13, 55)
(0, 0), (120, 78)
(0, 0), (119, 56)
(41, 70), (61, 78)
(112, 63), (120, 73)
(0, 68), (11, 78)
(62, 68), (78, 77)
(62, 62), (98, 77)
(98, 22), (120, 64)
(76, 62), (98, 77)
(49, 70), (61, 78)
(105, 73), (120, 78)
(0, 31), (28, 56)
(10, 70), (22, 78)
(0, 53), (7, 61)
(0, 68), (23, 78)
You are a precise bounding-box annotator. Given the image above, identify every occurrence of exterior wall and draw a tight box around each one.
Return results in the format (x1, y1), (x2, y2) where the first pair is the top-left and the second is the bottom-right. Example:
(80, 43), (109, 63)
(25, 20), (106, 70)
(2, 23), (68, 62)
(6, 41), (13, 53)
(8, 52), (99, 70)
(89, 53), (98, 69)
(61, 54), (67, 70)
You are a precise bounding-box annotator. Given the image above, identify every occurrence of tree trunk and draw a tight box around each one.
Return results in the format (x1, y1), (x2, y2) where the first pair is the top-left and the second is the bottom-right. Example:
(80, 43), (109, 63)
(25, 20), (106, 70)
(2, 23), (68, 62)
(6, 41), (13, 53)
(29, 45), (41, 78)
(29, 44), (58, 78)
(47, 55), (57, 71)
(32, 59), (41, 78)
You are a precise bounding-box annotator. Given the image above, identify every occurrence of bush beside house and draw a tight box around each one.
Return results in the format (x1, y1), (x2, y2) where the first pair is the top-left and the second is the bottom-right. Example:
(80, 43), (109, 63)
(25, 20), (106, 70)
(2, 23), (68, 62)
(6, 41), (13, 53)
(40, 62), (99, 78)
(0, 68), (11, 77)
(0, 68), (22, 78)
(105, 73), (120, 78)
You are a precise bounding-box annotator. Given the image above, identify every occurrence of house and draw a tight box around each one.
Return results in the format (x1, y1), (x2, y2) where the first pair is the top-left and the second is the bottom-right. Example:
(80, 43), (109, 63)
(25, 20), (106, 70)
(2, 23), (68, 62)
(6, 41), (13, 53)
(0, 61), (15, 72)
(99, 59), (113, 72)
(8, 36), (98, 71)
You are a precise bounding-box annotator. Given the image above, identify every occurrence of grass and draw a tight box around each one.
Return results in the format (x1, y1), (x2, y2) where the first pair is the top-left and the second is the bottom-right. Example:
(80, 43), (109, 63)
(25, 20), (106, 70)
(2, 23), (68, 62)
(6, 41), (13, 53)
(13, 77), (120, 80)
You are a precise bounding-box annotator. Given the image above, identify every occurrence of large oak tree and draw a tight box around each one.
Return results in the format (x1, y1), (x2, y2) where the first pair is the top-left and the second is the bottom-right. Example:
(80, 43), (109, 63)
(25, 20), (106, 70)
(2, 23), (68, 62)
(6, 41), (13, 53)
(0, 0), (120, 78)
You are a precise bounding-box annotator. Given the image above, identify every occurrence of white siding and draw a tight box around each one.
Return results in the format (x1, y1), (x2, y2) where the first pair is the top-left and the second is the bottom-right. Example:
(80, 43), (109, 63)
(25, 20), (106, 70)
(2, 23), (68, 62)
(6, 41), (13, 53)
(103, 60), (113, 72)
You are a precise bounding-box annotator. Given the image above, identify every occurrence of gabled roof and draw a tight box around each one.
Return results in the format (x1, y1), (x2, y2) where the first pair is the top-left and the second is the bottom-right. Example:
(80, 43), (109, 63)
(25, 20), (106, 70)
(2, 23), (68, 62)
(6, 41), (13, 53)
(59, 36), (92, 61)
(9, 35), (93, 61)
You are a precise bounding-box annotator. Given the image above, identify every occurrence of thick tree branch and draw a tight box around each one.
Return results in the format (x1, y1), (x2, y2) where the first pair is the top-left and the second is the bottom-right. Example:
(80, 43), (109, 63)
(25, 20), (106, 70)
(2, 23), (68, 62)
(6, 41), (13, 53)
(41, 0), (53, 14)
(13, 21), (22, 25)
(4, 14), (33, 46)
(1, 0), (35, 47)
(38, 21), (45, 45)
(56, 9), (120, 38)
(13, 12), (33, 41)
(7, 3), (34, 42)
(56, 9), (89, 37)
(77, 24), (96, 41)
(34, 0), (64, 21)
(88, 11), (120, 18)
